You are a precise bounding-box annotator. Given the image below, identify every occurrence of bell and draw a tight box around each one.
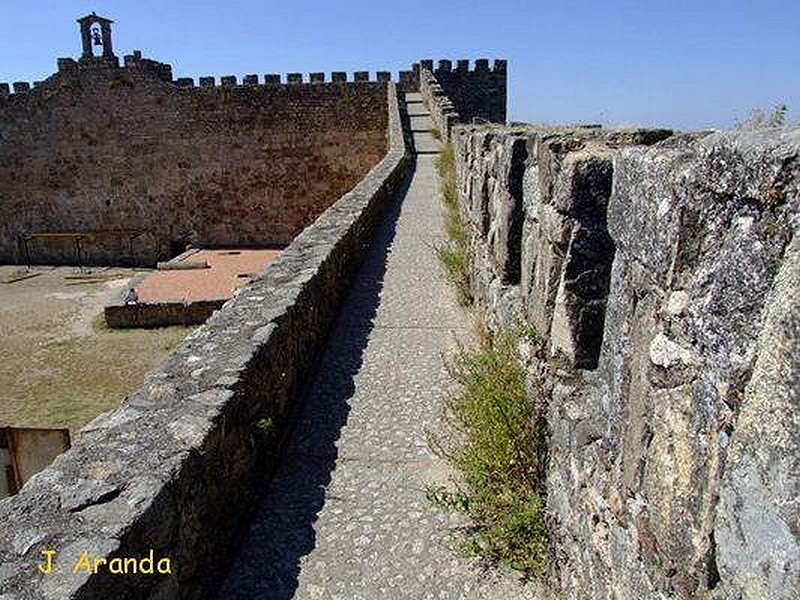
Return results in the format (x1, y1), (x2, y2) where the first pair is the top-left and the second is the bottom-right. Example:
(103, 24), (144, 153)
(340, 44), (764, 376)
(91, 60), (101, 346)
(92, 30), (103, 46)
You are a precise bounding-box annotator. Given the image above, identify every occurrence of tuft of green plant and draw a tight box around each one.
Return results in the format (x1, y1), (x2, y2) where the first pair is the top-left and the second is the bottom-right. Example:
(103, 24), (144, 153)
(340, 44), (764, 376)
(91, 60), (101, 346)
(736, 104), (789, 129)
(509, 316), (541, 345)
(428, 327), (549, 577)
(431, 126), (442, 141)
(435, 143), (473, 305)
(255, 416), (274, 434)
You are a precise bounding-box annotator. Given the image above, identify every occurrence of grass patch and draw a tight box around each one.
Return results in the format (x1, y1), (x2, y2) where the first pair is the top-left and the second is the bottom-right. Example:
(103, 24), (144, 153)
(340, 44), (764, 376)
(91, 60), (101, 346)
(7, 315), (195, 431)
(428, 327), (549, 577)
(435, 143), (473, 305)
(91, 312), (192, 348)
(91, 311), (113, 333)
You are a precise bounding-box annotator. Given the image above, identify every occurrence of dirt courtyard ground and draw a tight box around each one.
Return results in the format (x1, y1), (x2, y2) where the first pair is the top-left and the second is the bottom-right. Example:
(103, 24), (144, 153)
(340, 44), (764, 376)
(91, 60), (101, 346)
(0, 265), (194, 435)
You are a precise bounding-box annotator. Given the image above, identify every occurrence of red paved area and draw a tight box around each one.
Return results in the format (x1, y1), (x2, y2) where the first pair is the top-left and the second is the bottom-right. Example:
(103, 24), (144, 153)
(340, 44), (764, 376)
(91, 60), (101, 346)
(136, 249), (281, 303)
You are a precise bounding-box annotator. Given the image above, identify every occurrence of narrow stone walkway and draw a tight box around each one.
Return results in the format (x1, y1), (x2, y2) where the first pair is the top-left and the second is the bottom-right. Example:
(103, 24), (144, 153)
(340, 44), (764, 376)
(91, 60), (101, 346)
(216, 94), (533, 599)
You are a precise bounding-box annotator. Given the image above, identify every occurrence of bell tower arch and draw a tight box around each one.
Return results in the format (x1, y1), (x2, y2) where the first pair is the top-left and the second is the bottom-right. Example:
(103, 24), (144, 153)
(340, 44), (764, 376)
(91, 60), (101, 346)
(77, 12), (116, 63)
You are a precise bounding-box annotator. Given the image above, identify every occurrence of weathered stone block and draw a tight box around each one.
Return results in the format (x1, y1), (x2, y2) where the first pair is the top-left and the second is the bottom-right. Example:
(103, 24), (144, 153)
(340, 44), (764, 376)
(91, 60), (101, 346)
(286, 72), (302, 84)
(398, 70), (414, 90)
(715, 235), (800, 600)
(353, 71), (369, 82)
(220, 75), (237, 86)
(567, 127), (800, 599)
(309, 72), (324, 84)
(331, 72), (347, 83)
(199, 76), (215, 87)
(264, 73), (281, 84)
(485, 135), (526, 285)
(12, 82), (29, 93)
(242, 74), (259, 86)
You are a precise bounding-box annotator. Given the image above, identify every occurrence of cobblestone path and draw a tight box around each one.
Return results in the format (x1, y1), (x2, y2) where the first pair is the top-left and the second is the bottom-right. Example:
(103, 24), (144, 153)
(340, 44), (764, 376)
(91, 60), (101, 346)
(217, 93), (533, 600)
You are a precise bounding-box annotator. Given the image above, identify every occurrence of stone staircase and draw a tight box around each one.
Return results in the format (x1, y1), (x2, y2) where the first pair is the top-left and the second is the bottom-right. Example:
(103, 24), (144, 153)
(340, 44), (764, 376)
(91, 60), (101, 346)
(405, 91), (442, 155)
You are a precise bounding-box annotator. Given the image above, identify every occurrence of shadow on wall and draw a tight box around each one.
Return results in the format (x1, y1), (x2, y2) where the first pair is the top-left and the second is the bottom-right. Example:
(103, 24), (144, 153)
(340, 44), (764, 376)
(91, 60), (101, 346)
(211, 162), (415, 600)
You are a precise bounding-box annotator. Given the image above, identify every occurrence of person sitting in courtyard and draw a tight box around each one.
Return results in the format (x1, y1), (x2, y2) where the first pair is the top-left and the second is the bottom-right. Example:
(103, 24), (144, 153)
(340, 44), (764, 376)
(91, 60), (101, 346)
(123, 287), (139, 305)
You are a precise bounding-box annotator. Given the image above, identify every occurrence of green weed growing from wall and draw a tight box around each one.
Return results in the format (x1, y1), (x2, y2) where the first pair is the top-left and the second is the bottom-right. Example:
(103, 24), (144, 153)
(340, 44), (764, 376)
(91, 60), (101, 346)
(427, 327), (549, 577)
(435, 143), (473, 306)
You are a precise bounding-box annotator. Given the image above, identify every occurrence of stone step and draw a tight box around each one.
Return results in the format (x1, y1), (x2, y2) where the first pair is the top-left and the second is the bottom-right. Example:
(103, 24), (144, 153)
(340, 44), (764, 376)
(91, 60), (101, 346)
(412, 131), (441, 154)
(405, 92), (423, 102)
(409, 115), (434, 132)
(405, 105), (431, 117)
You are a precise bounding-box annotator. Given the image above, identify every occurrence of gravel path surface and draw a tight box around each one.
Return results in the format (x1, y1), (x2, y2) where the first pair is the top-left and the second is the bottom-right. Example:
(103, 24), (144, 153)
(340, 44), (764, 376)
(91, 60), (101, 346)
(216, 95), (535, 600)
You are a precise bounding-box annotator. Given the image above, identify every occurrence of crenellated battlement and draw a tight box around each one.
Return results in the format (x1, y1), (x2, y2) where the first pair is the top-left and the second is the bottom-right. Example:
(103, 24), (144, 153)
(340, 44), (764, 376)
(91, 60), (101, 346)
(417, 57), (506, 75)
(419, 67), (461, 141)
(0, 12), (504, 107)
(0, 50), (172, 100)
(165, 69), (412, 89)
(0, 62), (418, 100)
(415, 57), (507, 139)
(0, 48), (506, 103)
(0, 11), (422, 100)
(122, 50), (173, 81)
(0, 43), (398, 266)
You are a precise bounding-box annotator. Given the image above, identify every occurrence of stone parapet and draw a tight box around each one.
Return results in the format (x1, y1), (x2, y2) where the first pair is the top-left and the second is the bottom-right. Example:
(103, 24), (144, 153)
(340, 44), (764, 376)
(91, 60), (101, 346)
(104, 299), (225, 328)
(0, 59), (422, 101)
(453, 122), (800, 600)
(419, 68), (460, 141)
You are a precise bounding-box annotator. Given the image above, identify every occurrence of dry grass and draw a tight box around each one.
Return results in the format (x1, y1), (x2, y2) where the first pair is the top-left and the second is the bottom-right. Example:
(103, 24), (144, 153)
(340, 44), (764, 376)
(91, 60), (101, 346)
(0, 266), (193, 433)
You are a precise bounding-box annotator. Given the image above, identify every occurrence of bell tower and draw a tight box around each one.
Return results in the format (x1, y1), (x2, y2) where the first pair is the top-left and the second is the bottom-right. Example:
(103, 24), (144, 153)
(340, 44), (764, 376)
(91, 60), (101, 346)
(77, 12), (116, 64)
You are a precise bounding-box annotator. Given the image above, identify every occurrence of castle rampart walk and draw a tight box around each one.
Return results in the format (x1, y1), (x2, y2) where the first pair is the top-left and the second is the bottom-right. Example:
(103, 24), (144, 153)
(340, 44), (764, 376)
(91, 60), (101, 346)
(215, 93), (532, 599)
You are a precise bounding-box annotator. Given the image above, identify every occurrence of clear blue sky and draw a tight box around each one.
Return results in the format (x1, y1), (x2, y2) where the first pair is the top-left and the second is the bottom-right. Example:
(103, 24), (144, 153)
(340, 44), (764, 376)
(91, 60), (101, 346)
(1, 0), (797, 130)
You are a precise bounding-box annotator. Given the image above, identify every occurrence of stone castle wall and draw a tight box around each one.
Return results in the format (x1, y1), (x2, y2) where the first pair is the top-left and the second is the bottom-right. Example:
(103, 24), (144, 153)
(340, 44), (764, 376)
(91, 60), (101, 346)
(0, 56), (392, 265)
(0, 84), (410, 600)
(417, 59), (506, 142)
(419, 68), (460, 141)
(419, 58), (506, 127)
(453, 121), (800, 599)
